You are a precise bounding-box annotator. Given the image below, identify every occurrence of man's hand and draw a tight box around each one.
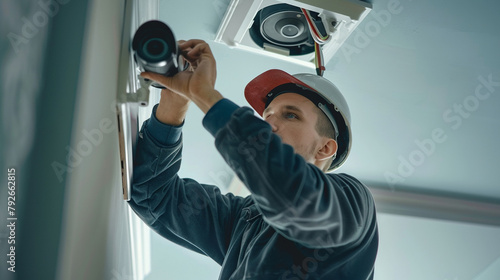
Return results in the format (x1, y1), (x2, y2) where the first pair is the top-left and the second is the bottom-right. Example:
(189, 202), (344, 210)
(141, 39), (223, 113)
(156, 87), (190, 126)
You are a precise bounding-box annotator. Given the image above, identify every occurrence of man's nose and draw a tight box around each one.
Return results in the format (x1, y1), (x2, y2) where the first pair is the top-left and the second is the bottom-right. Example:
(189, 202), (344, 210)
(265, 114), (279, 132)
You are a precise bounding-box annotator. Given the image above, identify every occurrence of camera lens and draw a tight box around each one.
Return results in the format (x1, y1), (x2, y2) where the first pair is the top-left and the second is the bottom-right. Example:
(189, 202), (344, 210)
(142, 38), (169, 61)
(280, 24), (300, 38)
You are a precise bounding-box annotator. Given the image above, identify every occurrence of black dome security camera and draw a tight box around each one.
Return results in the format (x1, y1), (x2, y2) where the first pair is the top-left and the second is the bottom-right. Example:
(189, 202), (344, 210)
(249, 4), (326, 56)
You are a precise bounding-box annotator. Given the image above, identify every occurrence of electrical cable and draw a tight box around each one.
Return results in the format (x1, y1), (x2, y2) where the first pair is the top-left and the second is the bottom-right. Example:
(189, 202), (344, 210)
(301, 8), (329, 43)
(314, 42), (325, 76)
(301, 8), (328, 76)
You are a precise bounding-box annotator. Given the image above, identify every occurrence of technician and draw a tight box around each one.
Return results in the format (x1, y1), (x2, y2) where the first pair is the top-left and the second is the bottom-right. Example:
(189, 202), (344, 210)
(129, 39), (378, 279)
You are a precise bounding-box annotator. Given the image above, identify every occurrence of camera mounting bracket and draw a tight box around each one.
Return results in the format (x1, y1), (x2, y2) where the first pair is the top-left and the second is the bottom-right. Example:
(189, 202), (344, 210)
(117, 75), (152, 106)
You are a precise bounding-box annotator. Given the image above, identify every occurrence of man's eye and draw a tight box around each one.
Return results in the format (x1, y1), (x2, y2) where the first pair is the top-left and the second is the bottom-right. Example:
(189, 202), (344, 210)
(284, 112), (298, 119)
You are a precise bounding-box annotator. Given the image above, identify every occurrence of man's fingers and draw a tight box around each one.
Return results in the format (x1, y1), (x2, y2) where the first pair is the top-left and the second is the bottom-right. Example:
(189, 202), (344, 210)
(186, 42), (213, 58)
(179, 40), (213, 60)
(181, 43), (214, 72)
(160, 87), (175, 95)
(140, 72), (172, 88)
(179, 39), (207, 49)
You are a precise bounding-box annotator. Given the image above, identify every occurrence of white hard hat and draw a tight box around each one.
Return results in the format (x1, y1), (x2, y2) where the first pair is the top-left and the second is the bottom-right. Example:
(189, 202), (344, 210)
(245, 69), (352, 171)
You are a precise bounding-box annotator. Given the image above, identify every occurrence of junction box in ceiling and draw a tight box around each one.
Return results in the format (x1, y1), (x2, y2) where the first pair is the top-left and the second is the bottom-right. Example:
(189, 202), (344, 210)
(215, 0), (372, 68)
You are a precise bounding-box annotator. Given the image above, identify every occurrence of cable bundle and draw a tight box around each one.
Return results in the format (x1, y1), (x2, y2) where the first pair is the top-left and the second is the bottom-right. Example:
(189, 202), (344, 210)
(301, 8), (329, 76)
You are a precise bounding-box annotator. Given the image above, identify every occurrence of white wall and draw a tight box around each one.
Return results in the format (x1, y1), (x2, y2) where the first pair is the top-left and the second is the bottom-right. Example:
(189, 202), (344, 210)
(56, 0), (149, 279)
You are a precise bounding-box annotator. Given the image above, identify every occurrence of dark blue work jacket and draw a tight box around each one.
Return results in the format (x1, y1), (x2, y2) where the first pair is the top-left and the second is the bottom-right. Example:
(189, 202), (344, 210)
(128, 99), (378, 279)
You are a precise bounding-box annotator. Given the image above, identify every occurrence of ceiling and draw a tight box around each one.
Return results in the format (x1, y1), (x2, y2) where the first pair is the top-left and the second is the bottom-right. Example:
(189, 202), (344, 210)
(159, 0), (500, 199)
(145, 0), (500, 279)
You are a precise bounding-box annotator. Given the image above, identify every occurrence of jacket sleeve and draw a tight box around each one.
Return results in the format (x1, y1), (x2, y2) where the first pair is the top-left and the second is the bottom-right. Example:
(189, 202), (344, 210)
(127, 106), (247, 265)
(203, 99), (376, 249)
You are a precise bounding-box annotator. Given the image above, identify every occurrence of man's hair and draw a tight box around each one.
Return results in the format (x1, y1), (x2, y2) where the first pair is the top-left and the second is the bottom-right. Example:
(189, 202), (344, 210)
(315, 109), (336, 139)
(314, 107), (337, 171)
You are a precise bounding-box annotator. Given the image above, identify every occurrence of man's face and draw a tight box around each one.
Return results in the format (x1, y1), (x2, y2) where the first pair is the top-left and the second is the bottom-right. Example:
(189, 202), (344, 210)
(262, 92), (326, 164)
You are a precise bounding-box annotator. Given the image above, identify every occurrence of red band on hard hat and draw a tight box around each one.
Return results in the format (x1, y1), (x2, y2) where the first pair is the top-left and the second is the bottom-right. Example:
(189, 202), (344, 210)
(244, 69), (317, 116)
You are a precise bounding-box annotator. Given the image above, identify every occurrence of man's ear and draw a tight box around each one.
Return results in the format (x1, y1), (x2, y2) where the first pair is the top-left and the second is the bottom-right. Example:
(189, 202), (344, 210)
(316, 138), (338, 161)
